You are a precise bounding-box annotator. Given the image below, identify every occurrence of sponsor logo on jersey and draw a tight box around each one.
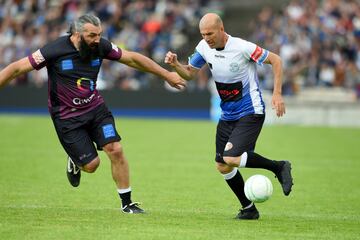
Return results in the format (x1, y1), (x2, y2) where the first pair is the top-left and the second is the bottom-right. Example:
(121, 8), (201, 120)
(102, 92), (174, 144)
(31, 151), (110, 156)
(219, 89), (240, 98)
(61, 59), (73, 70)
(76, 77), (94, 91)
(72, 93), (96, 105)
(214, 54), (225, 58)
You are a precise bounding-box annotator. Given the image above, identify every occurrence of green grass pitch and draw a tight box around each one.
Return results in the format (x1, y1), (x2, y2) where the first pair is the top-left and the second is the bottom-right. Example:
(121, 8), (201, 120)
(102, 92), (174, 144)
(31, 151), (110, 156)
(0, 115), (359, 239)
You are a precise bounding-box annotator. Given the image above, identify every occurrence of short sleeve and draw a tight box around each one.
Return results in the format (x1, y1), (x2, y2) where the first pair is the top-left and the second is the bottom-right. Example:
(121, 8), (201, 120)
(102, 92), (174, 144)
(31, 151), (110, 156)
(99, 38), (122, 61)
(242, 40), (269, 66)
(188, 50), (206, 69)
(28, 40), (61, 70)
(28, 49), (46, 70)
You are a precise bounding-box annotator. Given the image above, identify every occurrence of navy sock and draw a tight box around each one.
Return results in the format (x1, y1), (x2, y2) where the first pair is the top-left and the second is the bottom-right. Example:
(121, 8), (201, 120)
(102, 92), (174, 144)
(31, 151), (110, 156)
(225, 170), (252, 208)
(246, 152), (282, 174)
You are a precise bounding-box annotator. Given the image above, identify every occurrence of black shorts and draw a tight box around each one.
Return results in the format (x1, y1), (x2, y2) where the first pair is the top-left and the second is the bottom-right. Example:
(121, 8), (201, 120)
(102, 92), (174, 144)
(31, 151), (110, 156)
(52, 104), (121, 166)
(215, 114), (265, 163)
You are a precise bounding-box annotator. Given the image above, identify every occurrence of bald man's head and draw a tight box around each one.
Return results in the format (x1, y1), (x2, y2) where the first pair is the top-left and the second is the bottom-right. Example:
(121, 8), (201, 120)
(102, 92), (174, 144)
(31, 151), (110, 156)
(199, 13), (227, 49)
(199, 13), (223, 30)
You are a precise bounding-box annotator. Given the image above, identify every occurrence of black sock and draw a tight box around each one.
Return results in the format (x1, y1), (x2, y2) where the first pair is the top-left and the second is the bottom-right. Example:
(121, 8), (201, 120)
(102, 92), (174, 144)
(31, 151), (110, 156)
(225, 170), (252, 208)
(119, 191), (132, 207)
(246, 152), (282, 174)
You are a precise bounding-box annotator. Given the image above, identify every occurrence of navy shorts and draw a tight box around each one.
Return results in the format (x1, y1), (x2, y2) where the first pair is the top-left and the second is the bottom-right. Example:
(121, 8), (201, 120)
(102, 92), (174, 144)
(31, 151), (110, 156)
(215, 114), (265, 163)
(52, 104), (121, 166)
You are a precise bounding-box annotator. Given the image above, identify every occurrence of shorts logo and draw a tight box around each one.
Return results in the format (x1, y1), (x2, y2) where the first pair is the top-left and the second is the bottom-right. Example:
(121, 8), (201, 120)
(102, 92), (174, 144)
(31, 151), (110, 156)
(224, 142), (233, 151)
(61, 59), (73, 70)
(102, 124), (116, 139)
(76, 77), (94, 91)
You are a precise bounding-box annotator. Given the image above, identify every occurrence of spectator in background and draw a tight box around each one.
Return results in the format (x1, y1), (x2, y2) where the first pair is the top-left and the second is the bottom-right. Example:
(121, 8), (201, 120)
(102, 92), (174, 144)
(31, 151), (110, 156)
(249, 0), (360, 99)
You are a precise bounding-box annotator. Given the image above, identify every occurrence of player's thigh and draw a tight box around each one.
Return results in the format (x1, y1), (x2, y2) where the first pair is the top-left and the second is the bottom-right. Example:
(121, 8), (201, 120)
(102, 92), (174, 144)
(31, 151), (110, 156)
(215, 120), (234, 163)
(89, 104), (121, 150)
(223, 114), (265, 157)
(53, 118), (98, 167)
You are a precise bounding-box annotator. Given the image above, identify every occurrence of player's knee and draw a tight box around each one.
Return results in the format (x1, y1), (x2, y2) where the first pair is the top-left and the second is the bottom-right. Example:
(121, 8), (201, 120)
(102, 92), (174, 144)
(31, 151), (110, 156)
(103, 142), (125, 161)
(83, 157), (100, 173)
(103, 142), (123, 155)
(216, 162), (233, 174)
(223, 156), (240, 167)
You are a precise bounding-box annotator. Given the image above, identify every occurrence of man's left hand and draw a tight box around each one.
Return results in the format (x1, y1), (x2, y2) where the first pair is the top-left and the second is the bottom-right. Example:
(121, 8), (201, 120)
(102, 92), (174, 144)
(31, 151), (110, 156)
(271, 93), (285, 117)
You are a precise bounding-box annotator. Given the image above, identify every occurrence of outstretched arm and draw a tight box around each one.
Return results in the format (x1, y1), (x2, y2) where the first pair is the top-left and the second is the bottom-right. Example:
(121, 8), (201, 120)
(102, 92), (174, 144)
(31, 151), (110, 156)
(0, 57), (34, 88)
(264, 52), (285, 117)
(118, 50), (186, 90)
(164, 51), (199, 81)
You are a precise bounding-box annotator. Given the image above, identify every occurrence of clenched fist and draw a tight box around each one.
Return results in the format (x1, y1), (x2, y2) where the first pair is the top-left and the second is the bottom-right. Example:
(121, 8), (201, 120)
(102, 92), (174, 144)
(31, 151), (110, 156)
(164, 51), (179, 67)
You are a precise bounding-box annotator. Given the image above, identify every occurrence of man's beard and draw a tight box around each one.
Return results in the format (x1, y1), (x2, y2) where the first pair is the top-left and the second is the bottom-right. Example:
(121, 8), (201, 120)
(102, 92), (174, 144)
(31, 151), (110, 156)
(79, 36), (99, 62)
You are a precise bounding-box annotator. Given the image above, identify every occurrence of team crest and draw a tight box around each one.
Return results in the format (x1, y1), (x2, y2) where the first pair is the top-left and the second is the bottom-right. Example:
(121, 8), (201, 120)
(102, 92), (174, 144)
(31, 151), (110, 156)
(229, 62), (240, 72)
(224, 142), (233, 151)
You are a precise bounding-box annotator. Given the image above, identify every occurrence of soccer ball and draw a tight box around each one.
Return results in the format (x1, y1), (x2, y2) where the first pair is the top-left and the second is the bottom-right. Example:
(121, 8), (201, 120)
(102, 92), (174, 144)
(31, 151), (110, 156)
(244, 174), (273, 203)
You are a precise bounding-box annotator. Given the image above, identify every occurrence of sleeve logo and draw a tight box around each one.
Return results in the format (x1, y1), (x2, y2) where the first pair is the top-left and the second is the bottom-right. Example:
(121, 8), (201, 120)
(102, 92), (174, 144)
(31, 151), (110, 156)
(250, 46), (263, 62)
(32, 49), (45, 65)
(111, 42), (119, 52)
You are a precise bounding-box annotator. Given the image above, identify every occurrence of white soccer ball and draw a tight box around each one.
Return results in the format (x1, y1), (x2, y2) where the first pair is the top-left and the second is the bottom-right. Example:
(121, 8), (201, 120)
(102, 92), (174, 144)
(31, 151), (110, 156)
(244, 174), (273, 203)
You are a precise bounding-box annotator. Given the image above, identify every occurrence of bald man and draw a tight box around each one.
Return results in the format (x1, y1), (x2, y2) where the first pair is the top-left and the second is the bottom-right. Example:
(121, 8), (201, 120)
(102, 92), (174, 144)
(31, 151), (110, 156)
(165, 13), (293, 220)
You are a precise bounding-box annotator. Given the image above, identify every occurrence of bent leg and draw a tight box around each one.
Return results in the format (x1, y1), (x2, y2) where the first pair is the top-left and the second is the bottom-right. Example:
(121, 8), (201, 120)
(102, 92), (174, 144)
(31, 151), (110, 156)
(81, 156), (100, 173)
(217, 162), (251, 208)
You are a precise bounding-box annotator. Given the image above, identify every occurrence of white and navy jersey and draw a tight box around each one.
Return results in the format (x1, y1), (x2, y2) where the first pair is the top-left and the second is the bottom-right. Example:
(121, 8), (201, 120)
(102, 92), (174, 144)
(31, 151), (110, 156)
(189, 35), (269, 121)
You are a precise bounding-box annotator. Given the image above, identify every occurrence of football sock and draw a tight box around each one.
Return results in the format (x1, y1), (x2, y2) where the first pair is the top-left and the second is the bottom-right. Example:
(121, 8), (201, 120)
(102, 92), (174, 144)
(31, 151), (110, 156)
(118, 187), (132, 207)
(241, 151), (281, 174)
(223, 168), (252, 208)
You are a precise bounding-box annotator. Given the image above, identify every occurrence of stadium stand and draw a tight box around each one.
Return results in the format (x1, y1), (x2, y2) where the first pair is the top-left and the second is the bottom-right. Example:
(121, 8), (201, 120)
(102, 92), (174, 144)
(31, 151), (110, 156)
(0, 0), (223, 90)
(247, 0), (360, 101)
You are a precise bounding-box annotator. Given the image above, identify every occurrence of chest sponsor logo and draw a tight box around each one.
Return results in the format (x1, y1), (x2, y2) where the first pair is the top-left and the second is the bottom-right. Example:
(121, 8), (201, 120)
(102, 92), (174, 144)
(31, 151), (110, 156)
(61, 59), (73, 70)
(72, 93), (96, 105)
(76, 77), (94, 91)
(229, 62), (240, 72)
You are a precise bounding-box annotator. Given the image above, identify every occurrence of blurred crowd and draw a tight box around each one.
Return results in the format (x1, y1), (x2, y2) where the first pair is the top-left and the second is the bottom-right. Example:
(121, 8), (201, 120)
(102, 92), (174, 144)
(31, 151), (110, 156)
(249, 0), (360, 99)
(1, 0), (360, 99)
(0, 0), (222, 90)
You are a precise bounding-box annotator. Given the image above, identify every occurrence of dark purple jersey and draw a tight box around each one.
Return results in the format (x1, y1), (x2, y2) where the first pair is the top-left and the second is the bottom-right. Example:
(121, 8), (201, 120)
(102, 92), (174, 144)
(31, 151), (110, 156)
(28, 36), (122, 119)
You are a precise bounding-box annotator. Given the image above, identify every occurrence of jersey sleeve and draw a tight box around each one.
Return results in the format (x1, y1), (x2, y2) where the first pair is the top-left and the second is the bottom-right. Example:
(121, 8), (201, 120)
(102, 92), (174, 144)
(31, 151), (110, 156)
(28, 41), (60, 70)
(242, 40), (269, 66)
(188, 50), (206, 69)
(99, 38), (122, 61)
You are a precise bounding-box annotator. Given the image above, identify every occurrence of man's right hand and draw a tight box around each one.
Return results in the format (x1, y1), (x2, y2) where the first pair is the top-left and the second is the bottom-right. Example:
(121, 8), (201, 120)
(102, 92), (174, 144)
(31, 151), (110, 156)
(164, 51), (179, 67)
